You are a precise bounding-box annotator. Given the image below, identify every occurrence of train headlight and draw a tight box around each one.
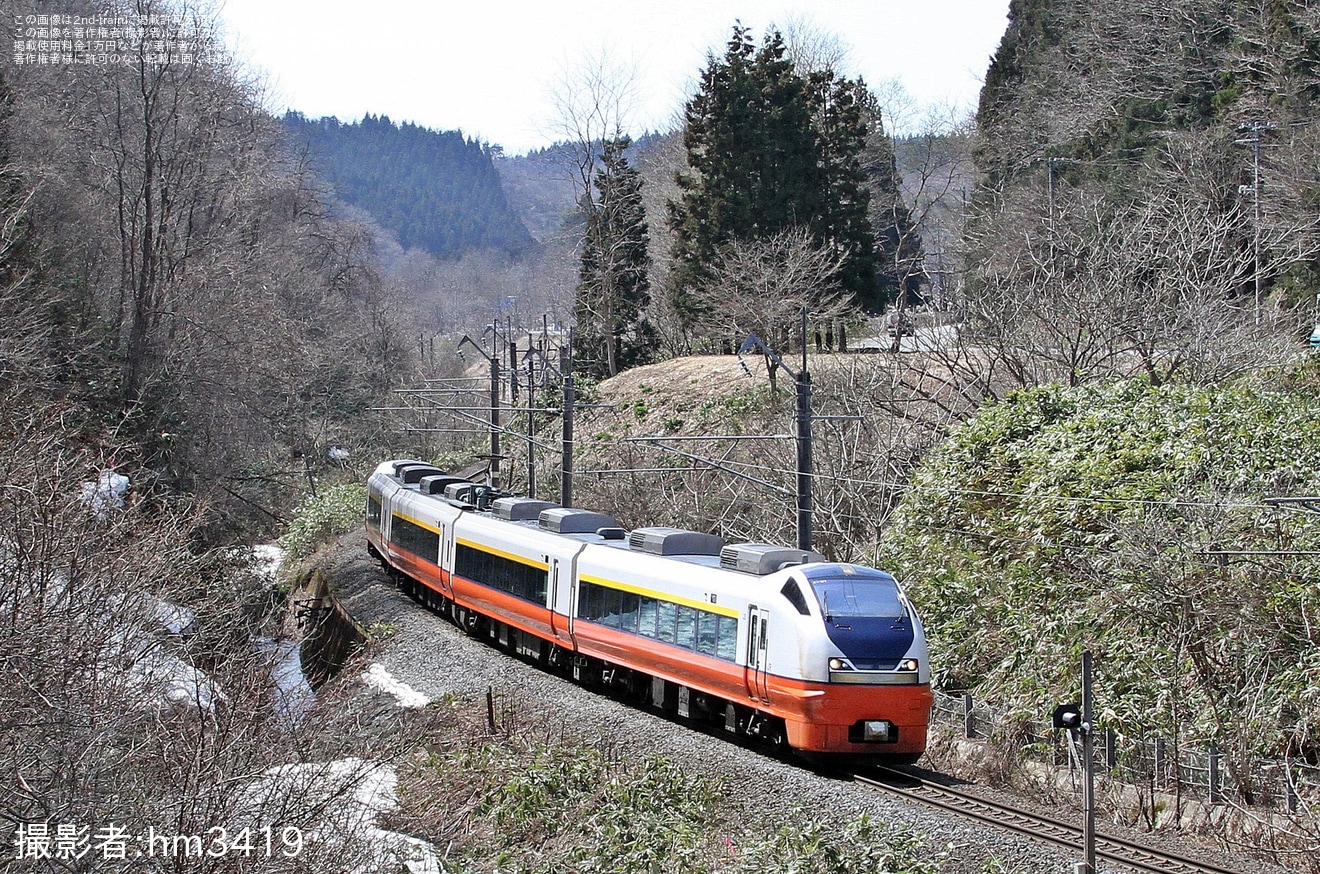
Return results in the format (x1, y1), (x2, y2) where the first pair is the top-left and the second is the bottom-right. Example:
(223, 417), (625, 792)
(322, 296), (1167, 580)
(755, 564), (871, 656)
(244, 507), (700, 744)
(829, 657), (849, 671)
(897, 658), (919, 672)
(862, 720), (894, 741)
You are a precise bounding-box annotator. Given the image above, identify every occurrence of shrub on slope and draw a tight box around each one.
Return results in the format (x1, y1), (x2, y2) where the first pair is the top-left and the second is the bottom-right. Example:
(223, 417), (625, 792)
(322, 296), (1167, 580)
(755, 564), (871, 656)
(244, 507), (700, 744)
(882, 373), (1320, 760)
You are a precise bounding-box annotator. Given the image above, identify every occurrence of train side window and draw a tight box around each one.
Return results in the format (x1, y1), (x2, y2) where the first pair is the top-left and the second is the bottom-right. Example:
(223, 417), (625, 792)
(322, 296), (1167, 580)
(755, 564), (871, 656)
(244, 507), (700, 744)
(715, 616), (738, 661)
(601, 587), (623, 628)
(579, 582), (605, 620)
(637, 597), (658, 637)
(695, 611), (718, 656)
(780, 579), (811, 616)
(456, 544), (547, 604)
(518, 562), (548, 602)
(655, 601), (677, 643)
(618, 592), (641, 633)
(392, 515), (440, 563)
(675, 606), (697, 651)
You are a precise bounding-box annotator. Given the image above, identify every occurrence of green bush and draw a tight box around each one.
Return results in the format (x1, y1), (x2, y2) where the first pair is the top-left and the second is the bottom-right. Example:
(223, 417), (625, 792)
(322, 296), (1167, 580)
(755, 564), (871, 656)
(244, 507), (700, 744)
(881, 376), (1320, 755)
(419, 735), (947, 874)
(278, 482), (367, 563)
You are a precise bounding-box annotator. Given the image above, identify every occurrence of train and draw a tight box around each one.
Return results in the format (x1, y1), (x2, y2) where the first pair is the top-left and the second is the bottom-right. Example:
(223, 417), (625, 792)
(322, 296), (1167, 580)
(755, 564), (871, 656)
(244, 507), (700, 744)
(365, 458), (933, 763)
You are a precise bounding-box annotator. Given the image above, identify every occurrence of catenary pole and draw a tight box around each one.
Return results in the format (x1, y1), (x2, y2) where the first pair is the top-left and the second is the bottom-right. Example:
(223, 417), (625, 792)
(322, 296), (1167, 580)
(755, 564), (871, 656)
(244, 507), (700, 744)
(560, 331), (574, 508)
(795, 308), (813, 552)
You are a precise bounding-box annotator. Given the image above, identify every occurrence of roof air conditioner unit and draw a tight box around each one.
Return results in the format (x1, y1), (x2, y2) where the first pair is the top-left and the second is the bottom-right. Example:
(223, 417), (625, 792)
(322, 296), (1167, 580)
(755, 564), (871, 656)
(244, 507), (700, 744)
(720, 542), (825, 575)
(628, 526), (724, 556)
(539, 507), (616, 534)
(493, 497), (559, 522)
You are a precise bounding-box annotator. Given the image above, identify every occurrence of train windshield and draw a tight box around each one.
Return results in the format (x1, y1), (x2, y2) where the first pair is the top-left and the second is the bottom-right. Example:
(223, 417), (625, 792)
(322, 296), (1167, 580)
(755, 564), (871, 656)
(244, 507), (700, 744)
(804, 568), (905, 621)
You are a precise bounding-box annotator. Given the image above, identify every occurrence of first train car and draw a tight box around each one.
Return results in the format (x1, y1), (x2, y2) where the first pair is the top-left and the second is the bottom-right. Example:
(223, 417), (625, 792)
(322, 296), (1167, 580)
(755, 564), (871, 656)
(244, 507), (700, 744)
(365, 459), (933, 762)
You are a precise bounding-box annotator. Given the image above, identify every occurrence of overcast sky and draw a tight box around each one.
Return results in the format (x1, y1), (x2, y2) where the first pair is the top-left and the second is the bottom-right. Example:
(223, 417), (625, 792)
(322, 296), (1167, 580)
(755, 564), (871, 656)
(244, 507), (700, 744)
(216, 1), (1011, 155)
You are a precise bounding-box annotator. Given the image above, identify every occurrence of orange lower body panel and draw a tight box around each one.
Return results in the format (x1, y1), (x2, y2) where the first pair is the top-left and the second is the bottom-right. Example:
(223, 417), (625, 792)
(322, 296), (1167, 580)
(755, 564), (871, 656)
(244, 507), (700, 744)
(391, 549), (453, 598)
(574, 622), (748, 700)
(449, 574), (556, 641)
(577, 622), (933, 757)
(772, 678), (934, 756)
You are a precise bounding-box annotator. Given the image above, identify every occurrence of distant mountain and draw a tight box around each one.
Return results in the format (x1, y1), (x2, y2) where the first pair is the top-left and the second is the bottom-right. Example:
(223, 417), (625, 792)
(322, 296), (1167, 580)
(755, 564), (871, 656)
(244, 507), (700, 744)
(282, 112), (534, 259)
(494, 143), (580, 242)
(496, 132), (678, 243)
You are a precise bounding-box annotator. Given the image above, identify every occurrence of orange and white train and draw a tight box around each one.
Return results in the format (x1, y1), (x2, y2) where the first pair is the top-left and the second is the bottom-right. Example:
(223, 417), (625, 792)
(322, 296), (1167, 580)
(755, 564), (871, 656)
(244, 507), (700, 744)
(365, 459), (933, 762)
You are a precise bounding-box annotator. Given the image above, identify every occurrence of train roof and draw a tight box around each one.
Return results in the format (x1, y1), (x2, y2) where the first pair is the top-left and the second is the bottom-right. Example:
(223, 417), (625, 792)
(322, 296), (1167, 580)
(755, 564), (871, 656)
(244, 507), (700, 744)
(370, 460), (826, 576)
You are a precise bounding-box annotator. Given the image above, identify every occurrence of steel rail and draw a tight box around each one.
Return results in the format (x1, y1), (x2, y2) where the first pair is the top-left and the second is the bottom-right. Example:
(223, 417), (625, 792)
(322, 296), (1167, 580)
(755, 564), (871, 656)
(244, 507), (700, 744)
(857, 767), (1249, 874)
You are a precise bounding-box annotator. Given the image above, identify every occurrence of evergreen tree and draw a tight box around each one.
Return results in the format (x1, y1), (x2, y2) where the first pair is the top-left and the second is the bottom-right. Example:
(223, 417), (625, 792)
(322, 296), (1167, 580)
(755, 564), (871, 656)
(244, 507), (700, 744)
(574, 137), (657, 377)
(668, 26), (883, 320)
(809, 72), (890, 310)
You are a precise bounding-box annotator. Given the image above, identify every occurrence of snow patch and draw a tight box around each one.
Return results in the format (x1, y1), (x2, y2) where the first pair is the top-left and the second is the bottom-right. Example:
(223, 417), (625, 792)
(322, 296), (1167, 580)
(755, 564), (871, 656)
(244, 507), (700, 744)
(361, 663), (431, 709)
(79, 470), (130, 519)
(238, 758), (441, 874)
(256, 636), (316, 726)
(250, 543), (285, 582)
(120, 633), (224, 715)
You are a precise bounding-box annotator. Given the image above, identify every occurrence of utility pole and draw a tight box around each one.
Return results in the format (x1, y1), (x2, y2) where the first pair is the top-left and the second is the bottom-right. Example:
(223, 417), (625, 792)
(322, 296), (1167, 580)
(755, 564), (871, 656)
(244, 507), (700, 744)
(489, 354), (501, 490)
(738, 310), (815, 552)
(458, 334), (503, 490)
(560, 329), (575, 508)
(1052, 650), (1097, 874)
(1046, 156), (1078, 230)
(1236, 122), (1275, 325)
(1080, 650), (1096, 874)
(525, 352), (537, 499)
(794, 309), (813, 552)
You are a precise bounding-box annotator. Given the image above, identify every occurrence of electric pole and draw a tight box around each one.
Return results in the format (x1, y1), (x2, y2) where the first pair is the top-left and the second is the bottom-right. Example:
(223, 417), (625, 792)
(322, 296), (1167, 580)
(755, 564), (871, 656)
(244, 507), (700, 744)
(1081, 650), (1096, 874)
(738, 309), (815, 552)
(560, 329), (575, 508)
(794, 309), (813, 552)
(1052, 650), (1097, 874)
(458, 334), (503, 490)
(1236, 121), (1275, 325)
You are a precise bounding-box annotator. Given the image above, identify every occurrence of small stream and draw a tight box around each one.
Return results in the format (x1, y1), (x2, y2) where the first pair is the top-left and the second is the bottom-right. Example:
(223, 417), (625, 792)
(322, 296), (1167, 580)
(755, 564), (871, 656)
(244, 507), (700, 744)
(256, 635), (317, 726)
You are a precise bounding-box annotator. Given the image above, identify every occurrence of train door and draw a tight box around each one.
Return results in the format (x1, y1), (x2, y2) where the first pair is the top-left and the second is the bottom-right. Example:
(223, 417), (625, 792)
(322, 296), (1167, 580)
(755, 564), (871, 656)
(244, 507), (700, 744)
(436, 522), (453, 595)
(547, 555), (576, 647)
(548, 556), (562, 636)
(745, 606), (771, 704)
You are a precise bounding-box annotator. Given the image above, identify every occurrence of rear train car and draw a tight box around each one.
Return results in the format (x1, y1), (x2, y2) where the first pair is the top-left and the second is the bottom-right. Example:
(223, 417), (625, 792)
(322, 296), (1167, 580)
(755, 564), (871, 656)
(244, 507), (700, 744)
(365, 459), (933, 762)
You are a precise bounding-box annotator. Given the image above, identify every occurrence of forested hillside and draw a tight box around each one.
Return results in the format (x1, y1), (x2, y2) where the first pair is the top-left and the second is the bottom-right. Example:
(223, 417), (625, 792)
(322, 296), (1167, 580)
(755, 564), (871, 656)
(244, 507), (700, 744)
(962, 0), (1320, 390)
(283, 112), (534, 259)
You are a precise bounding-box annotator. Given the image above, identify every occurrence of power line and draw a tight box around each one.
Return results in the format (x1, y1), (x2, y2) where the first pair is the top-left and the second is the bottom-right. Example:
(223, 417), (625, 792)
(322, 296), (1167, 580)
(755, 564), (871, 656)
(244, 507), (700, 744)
(575, 451), (1284, 513)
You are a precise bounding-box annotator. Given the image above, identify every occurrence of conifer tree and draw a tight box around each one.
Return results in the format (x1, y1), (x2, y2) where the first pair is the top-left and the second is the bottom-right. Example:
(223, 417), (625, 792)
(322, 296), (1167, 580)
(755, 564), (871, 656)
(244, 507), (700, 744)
(574, 137), (657, 377)
(668, 25), (884, 321)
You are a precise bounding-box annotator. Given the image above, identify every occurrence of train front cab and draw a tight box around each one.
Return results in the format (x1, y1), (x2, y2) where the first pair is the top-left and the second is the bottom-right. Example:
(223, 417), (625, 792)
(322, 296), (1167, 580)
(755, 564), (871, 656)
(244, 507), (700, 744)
(762, 564), (933, 763)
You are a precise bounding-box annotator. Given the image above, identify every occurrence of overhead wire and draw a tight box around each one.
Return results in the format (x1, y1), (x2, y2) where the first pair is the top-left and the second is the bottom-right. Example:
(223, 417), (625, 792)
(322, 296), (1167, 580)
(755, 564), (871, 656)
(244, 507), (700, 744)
(579, 448), (1282, 513)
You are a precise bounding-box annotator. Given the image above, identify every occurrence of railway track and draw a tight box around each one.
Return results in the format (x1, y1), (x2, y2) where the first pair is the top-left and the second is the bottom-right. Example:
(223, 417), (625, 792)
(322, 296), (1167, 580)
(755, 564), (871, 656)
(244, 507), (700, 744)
(856, 766), (1247, 874)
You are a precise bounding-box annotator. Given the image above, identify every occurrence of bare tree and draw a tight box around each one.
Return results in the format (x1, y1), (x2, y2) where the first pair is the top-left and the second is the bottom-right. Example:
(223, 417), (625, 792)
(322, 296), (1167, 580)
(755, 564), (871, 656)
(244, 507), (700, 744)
(965, 128), (1315, 390)
(549, 48), (641, 214)
(5, 0), (420, 529)
(776, 14), (855, 76)
(689, 228), (854, 388)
